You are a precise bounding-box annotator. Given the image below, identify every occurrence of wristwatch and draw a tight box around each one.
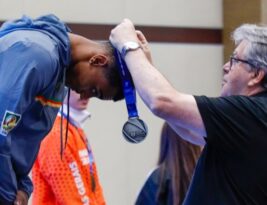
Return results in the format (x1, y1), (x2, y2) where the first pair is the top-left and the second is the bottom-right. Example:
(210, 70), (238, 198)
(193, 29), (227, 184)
(121, 41), (141, 59)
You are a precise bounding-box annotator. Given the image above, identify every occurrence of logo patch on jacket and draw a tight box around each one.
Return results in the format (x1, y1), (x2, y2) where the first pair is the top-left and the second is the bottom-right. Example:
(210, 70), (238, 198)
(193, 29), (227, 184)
(0, 111), (21, 136)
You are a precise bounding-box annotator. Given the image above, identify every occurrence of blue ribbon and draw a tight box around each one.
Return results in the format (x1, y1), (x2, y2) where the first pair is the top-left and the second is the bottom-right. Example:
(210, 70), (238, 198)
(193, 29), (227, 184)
(114, 49), (138, 118)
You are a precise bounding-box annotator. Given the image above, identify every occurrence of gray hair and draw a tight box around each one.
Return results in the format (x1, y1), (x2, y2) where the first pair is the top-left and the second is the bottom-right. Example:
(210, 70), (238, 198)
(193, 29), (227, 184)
(232, 24), (267, 88)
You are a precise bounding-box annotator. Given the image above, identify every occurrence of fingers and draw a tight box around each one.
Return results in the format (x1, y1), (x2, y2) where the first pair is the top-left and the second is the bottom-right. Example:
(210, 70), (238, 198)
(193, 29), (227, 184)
(14, 190), (28, 205)
(136, 30), (153, 64)
(110, 18), (135, 40)
(122, 18), (133, 24)
(136, 30), (149, 51)
(109, 19), (138, 51)
(109, 19), (153, 64)
(136, 30), (148, 45)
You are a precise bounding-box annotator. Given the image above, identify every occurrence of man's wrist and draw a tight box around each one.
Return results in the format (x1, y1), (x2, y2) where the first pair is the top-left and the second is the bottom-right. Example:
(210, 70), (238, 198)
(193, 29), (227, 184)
(120, 41), (141, 59)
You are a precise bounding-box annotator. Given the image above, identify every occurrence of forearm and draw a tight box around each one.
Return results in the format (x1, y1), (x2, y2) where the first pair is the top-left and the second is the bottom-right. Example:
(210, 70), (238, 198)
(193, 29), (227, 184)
(124, 54), (207, 143)
(124, 49), (206, 134)
(168, 122), (206, 146)
(110, 19), (206, 136)
(124, 49), (175, 114)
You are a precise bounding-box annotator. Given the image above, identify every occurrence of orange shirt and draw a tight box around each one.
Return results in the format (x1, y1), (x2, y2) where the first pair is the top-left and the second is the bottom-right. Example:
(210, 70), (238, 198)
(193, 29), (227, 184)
(32, 116), (105, 205)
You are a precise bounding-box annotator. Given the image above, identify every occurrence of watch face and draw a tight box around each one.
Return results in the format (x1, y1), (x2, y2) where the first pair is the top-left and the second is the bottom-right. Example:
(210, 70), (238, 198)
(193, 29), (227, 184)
(121, 41), (141, 58)
(126, 41), (139, 49)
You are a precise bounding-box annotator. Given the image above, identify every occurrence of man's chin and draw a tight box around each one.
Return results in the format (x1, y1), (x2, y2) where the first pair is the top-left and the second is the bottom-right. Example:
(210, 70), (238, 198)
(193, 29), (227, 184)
(220, 86), (227, 97)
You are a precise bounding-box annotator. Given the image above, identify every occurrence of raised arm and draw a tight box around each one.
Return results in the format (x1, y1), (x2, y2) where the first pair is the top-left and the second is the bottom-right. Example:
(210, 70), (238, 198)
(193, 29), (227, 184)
(110, 19), (206, 145)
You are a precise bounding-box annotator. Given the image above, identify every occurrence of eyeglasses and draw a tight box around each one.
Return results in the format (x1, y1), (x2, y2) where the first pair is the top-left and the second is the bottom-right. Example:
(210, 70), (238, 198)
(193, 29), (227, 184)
(229, 56), (256, 70)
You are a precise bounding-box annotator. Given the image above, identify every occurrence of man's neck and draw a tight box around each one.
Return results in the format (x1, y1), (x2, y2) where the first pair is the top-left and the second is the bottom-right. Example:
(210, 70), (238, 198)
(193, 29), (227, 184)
(68, 33), (99, 62)
(246, 86), (266, 96)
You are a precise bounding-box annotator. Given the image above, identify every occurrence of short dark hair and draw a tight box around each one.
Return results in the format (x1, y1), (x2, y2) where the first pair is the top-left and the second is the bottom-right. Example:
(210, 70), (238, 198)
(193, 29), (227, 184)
(102, 41), (124, 101)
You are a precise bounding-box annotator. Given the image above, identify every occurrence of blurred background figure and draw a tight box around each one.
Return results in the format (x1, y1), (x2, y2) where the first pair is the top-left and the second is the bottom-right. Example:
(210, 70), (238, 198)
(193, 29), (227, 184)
(135, 122), (202, 205)
(32, 89), (105, 205)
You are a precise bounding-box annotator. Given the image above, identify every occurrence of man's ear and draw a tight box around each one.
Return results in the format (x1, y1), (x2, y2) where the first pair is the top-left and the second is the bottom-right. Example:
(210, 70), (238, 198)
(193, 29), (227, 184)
(248, 69), (265, 86)
(89, 55), (108, 67)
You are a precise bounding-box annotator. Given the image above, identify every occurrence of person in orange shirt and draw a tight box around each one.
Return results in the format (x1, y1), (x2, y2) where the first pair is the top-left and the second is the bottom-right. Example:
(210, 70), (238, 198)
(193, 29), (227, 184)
(32, 89), (105, 205)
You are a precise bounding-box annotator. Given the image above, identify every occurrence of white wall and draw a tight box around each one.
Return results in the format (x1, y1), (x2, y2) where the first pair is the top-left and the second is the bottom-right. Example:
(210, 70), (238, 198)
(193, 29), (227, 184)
(0, 0), (221, 28)
(0, 0), (223, 205)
